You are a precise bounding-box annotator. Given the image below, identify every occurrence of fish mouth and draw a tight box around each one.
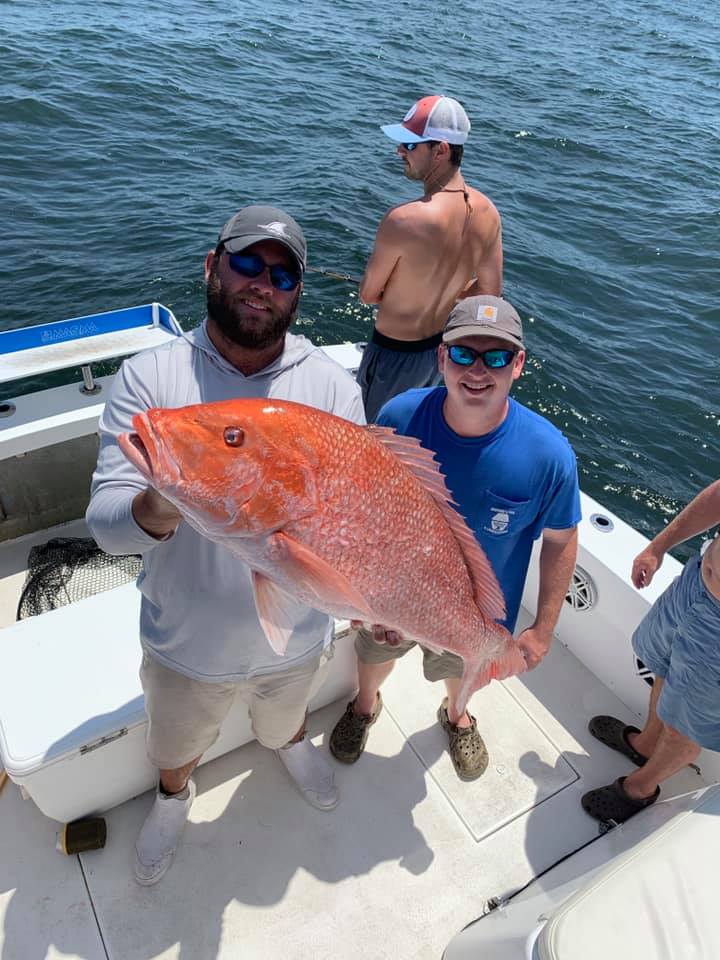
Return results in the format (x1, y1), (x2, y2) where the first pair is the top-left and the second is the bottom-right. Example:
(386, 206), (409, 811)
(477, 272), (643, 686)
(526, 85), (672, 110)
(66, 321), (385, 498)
(119, 431), (154, 480)
(118, 411), (167, 484)
(119, 410), (185, 492)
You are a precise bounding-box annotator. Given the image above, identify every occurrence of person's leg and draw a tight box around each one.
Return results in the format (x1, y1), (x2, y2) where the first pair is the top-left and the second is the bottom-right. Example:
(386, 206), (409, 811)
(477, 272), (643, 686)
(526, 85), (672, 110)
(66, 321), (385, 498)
(135, 653), (235, 885)
(628, 555), (719, 797)
(355, 341), (382, 422)
(355, 657), (396, 716)
(143, 655), (236, 791)
(249, 653), (328, 750)
(628, 558), (699, 757)
(329, 626), (412, 762)
(443, 676), (474, 728)
(626, 677), (665, 759)
(426, 650), (488, 781)
(159, 756), (202, 795)
(623, 722), (701, 800)
(250, 654), (339, 810)
(585, 556), (718, 822)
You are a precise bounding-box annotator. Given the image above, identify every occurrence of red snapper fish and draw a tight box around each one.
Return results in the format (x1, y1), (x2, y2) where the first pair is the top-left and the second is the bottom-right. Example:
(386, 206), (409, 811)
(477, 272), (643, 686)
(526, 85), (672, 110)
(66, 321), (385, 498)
(119, 398), (526, 713)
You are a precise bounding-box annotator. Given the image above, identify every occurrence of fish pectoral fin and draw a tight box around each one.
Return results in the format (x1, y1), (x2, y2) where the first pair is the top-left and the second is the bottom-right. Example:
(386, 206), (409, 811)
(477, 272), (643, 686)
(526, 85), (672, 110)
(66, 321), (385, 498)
(252, 571), (299, 656)
(419, 638), (445, 656)
(271, 532), (373, 619)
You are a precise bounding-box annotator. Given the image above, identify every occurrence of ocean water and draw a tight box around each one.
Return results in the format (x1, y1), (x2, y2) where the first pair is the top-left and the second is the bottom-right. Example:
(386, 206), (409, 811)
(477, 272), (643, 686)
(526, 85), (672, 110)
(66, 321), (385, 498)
(1, 0), (718, 555)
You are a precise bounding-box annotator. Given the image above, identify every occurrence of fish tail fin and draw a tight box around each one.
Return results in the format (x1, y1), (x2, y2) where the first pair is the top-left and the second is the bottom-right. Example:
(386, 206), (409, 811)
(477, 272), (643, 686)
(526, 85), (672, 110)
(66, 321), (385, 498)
(455, 626), (527, 717)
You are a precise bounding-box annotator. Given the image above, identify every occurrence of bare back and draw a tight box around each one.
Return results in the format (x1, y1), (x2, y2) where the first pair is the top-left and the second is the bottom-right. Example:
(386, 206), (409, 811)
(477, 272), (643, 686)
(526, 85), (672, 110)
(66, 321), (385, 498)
(360, 185), (503, 341)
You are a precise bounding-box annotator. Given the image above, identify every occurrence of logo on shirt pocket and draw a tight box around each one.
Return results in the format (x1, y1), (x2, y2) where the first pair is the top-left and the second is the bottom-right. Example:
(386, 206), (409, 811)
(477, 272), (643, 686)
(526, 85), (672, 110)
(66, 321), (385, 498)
(489, 509), (511, 534)
(482, 491), (532, 537)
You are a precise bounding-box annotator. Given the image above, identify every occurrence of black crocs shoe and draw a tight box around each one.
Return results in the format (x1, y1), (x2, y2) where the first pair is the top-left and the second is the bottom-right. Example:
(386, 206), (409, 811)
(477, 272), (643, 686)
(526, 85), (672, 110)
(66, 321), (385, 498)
(581, 776), (659, 824)
(329, 693), (382, 764)
(588, 715), (647, 766)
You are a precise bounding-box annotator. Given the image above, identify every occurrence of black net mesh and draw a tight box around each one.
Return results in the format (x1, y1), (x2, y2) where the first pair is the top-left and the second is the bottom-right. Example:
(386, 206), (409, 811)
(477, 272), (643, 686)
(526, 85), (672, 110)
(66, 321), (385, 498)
(17, 538), (142, 621)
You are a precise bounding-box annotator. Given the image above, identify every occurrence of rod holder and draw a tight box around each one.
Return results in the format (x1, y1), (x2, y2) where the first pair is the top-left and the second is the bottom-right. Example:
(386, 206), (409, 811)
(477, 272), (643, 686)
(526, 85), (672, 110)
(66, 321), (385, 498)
(79, 365), (102, 396)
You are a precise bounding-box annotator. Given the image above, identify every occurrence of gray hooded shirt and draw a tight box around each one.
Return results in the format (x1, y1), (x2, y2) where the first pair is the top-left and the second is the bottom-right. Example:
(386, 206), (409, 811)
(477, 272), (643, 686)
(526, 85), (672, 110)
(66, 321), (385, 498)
(87, 322), (365, 681)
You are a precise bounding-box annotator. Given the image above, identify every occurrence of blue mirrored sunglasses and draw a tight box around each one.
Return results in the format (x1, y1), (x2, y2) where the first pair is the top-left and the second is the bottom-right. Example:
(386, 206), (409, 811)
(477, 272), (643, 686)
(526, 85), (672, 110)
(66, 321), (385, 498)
(400, 140), (437, 152)
(446, 344), (517, 369)
(225, 252), (301, 291)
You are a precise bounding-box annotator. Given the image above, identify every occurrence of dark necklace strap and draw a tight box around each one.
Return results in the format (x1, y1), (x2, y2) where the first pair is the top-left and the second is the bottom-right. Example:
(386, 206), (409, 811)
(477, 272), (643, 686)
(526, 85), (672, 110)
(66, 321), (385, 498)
(439, 186), (470, 202)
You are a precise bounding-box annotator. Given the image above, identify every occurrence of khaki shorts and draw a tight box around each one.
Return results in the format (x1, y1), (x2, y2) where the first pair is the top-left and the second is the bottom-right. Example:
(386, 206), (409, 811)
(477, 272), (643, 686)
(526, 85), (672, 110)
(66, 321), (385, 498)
(140, 651), (325, 769)
(354, 626), (463, 682)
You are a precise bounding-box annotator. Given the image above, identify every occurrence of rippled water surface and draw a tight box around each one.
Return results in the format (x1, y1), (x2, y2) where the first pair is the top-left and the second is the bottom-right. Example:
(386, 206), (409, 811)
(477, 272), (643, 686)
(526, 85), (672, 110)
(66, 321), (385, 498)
(1, 0), (718, 555)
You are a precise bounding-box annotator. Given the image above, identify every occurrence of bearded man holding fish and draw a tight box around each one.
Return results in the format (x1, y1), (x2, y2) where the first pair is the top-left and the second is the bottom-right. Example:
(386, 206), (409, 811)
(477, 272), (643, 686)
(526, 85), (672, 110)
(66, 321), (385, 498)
(330, 296), (581, 782)
(87, 205), (364, 885)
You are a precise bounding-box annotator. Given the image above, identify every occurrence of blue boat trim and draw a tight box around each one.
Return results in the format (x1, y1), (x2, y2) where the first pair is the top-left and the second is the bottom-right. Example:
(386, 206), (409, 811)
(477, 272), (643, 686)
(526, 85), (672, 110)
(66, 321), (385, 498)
(0, 303), (181, 357)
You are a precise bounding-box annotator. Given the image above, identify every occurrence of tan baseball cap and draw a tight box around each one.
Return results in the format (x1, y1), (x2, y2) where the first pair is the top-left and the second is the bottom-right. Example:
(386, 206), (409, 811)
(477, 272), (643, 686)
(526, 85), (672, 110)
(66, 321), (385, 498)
(443, 295), (524, 350)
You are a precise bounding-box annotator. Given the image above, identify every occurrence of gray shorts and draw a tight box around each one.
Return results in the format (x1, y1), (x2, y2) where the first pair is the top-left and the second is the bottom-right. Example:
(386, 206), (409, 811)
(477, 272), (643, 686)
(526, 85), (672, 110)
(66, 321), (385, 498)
(140, 651), (326, 769)
(354, 626), (463, 682)
(356, 329), (443, 422)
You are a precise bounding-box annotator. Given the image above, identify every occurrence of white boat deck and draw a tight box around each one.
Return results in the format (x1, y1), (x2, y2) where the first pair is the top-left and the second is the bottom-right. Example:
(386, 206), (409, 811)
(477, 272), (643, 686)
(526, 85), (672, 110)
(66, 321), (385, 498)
(0, 526), (707, 960)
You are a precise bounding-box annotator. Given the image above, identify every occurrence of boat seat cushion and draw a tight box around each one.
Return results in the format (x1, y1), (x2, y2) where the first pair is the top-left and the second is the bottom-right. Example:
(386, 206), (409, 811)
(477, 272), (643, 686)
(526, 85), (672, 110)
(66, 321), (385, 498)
(539, 785), (720, 959)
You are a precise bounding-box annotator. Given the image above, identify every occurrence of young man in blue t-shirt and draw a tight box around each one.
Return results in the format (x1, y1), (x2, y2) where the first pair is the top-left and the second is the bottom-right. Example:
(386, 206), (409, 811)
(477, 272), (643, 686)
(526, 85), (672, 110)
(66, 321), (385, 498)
(330, 295), (581, 781)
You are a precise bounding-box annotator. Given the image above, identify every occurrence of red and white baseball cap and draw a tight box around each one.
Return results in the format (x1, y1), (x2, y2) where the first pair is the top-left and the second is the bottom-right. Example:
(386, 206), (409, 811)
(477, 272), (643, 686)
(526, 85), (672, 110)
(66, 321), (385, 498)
(381, 95), (471, 145)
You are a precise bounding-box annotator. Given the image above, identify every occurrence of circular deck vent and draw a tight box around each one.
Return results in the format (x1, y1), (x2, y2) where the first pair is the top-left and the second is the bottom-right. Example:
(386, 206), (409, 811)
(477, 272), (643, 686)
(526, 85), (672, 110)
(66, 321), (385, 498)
(0, 401), (16, 418)
(565, 565), (596, 611)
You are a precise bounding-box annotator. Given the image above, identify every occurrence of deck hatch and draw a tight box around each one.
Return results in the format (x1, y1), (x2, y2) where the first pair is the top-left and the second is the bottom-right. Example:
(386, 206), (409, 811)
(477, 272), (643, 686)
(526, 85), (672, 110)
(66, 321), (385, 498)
(383, 650), (580, 843)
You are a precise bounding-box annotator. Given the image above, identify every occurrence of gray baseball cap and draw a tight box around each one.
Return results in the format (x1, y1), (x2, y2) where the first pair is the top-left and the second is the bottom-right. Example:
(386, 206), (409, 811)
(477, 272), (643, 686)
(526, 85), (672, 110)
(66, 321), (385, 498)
(443, 295), (524, 350)
(216, 205), (307, 271)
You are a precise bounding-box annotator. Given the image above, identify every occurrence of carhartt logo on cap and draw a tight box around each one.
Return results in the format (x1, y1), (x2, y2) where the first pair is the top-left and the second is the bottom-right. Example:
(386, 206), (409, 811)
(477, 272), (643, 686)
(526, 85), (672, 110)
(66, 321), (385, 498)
(258, 221), (288, 237)
(477, 304), (498, 322)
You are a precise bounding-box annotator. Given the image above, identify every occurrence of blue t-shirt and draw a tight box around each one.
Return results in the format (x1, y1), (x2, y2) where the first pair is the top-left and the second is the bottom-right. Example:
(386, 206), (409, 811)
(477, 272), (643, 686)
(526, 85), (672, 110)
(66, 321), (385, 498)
(377, 388), (581, 632)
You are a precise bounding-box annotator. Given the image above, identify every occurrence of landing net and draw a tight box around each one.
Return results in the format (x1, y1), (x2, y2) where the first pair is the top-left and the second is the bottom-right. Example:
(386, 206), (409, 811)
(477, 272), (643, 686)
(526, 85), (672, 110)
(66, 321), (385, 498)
(17, 537), (141, 620)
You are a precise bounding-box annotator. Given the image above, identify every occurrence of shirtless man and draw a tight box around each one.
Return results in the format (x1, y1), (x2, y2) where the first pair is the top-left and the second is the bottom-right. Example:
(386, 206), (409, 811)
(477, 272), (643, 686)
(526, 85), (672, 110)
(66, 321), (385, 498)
(357, 94), (503, 421)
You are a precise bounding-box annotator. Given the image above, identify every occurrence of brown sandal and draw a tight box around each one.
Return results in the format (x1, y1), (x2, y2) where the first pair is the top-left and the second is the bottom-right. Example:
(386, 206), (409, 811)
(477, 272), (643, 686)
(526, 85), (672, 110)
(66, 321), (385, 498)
(329, 693), (383, 764)
(437, 697), (488, 782)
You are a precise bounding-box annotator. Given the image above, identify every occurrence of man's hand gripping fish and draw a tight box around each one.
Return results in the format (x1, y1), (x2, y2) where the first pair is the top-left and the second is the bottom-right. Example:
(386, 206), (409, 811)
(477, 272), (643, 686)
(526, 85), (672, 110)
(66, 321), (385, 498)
(119, 398), (527, 715)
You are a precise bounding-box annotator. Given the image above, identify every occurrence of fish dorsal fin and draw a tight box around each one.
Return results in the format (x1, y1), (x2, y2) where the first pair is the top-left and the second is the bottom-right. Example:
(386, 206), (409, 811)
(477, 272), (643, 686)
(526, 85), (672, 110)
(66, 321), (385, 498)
(365, 425), (506, 622)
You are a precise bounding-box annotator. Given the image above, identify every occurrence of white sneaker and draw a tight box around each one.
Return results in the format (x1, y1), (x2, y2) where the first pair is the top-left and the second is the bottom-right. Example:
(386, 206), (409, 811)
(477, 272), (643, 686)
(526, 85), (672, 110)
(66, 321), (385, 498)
(277, 737), (339, 811)
(133, 779), (196, 885)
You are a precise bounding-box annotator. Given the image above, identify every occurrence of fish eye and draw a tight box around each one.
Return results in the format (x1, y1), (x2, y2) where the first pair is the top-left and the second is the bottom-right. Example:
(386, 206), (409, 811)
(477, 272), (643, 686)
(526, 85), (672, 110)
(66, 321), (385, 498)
(223, 426), (245, 447)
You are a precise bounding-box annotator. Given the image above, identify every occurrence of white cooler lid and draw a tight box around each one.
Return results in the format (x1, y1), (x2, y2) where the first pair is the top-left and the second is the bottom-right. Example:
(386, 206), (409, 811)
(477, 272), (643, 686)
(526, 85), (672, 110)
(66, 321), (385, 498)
(539, 785), (720, 959)
(0, 583), (146, 776)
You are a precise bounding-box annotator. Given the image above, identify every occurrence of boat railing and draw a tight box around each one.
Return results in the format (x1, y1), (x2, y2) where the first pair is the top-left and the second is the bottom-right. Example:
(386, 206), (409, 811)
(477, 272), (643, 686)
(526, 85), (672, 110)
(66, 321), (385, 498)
(0, 302), (182, 386)
(0, 303), (182, 461)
